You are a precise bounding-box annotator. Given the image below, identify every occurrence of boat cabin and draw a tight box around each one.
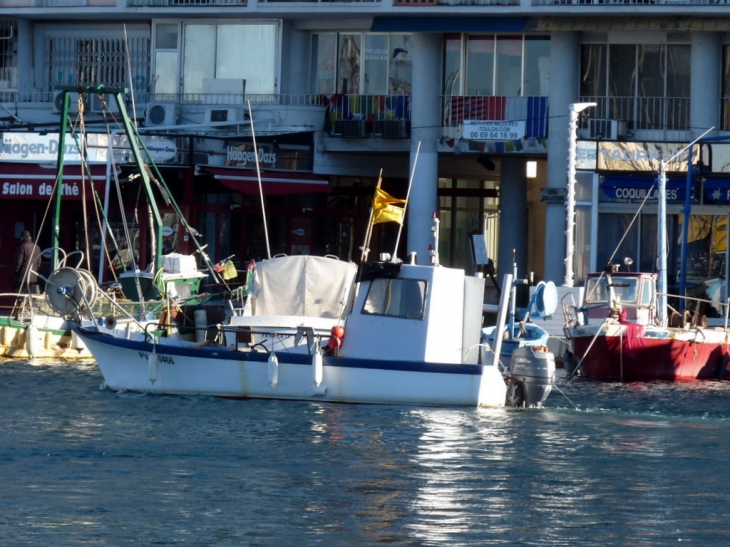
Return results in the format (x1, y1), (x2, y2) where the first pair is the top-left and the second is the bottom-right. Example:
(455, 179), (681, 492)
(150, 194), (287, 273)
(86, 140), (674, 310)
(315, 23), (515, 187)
(583, 272), (657, 326)
(340, 263), (484, 364)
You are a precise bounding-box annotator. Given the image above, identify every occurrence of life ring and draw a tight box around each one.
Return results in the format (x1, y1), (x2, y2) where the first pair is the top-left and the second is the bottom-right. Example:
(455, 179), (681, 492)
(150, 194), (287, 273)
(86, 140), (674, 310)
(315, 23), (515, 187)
(718, 354), (730, 381)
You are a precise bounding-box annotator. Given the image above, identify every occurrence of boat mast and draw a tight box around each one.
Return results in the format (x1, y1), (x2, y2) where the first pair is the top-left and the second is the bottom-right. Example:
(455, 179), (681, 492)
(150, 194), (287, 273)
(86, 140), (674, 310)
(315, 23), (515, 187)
(657, 161), (668, 326)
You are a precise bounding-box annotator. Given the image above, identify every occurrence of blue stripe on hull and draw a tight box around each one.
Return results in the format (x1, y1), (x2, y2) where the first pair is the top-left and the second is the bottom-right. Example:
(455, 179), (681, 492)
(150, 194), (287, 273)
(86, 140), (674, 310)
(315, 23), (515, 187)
(75, 327), (484, 376)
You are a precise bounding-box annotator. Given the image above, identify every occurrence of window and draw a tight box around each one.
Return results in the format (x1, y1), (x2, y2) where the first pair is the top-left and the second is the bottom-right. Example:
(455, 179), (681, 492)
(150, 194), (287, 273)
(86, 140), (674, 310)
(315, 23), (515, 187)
(153, 22), (278, 97)
(580, 42), (691, 130)
(362, 278), (426, 320)
(44, 35), (149, 94)
(311, 33), (412, 95)
(446, 34), (550, 97)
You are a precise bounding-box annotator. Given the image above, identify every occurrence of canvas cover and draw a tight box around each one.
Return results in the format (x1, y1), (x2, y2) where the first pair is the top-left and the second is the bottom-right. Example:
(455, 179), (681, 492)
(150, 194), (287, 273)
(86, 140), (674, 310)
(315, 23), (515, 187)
(252, 255), (358, 319)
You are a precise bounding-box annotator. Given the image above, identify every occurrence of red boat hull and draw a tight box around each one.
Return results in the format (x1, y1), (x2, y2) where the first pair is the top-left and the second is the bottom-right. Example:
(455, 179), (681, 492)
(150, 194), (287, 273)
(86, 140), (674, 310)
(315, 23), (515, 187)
(574, 335), (729, 381)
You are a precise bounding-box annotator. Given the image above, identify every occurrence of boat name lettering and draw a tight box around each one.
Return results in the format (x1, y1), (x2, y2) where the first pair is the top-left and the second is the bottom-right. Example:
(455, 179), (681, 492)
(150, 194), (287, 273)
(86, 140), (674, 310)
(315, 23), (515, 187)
(1, 138), (79, 158)
(227, 147), (276, 166)
(138, 351), (175, 364)
(2, 181), (80, 197)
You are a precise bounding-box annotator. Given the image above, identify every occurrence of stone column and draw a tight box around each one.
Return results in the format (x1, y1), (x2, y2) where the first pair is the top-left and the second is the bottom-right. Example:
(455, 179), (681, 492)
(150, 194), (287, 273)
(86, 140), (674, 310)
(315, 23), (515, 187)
(498, 157), (527, 277)
(544, 31), (580, 283)
(407, 33), (442, 263)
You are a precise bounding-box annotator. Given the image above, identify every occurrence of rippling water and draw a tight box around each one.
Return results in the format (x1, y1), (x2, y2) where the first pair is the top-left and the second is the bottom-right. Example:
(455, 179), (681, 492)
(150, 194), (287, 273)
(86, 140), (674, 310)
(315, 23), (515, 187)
(2, 359), (730, 546)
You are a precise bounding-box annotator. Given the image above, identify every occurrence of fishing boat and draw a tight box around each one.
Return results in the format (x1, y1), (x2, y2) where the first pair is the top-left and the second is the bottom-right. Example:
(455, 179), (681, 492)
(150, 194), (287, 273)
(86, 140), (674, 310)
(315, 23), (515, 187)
(0, 85), (246, 360)
(564, 136), (730, 381)
(68, 213), (513, 407)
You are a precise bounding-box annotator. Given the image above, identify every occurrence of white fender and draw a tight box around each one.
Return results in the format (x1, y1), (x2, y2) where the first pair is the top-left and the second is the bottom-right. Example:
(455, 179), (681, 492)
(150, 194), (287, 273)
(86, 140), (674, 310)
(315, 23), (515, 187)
(194, 308), (207, 344)
(312, 352), (323, 387)
(26, 324), (39, 358)
(267, 352), (279, 388)
(148, 346), (158, 384)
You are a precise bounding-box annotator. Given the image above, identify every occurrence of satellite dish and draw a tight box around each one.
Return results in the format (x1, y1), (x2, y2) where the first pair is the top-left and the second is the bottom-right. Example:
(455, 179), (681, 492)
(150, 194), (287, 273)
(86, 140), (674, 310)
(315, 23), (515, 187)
(45, 267), (97, 316)
(533, 281), (558, 318)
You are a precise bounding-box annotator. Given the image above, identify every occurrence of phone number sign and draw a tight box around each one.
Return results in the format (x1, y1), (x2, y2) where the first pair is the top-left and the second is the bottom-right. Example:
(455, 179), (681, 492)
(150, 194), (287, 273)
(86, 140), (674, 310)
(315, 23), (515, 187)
(463, 120), (525, 141)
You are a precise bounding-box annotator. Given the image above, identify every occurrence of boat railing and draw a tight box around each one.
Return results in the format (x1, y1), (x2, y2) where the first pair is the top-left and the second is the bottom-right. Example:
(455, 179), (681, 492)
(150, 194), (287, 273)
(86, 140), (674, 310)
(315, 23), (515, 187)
(144, 321), (329, 354)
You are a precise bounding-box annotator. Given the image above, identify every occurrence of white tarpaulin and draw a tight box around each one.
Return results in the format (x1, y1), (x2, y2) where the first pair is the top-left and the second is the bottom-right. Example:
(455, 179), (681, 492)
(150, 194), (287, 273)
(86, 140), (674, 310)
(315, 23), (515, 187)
(252, 255), (357, 319)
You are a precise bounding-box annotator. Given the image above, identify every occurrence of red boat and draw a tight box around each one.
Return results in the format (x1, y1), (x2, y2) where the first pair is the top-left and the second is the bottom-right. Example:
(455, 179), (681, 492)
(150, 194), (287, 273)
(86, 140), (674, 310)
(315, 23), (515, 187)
(564, 270), (730, 381)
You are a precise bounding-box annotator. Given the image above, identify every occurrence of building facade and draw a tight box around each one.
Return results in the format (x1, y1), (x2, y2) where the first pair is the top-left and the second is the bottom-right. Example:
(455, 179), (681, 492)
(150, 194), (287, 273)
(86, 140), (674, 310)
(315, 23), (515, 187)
(0, 5), (728, 304)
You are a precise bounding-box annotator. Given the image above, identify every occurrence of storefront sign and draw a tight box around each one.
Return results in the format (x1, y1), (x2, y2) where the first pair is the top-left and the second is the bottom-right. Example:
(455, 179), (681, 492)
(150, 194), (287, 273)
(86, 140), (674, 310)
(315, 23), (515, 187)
(1, 178), (105, 200)
(225, 142), (313, 171)
(577, 141), (702, 172)
(599, 175), (696, 204)
(463, 120), (525, 141)
(0, 132), (108, 163)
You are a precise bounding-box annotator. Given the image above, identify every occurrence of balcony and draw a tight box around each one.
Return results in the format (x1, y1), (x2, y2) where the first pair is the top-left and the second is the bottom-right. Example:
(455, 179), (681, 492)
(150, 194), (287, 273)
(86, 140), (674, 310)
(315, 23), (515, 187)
(441, 95), (549, 141)
(533, 0), (728, 5)
(395, 0), (517, 5)
(578, 95), (690, 141)
(128, 0), (244, 5)
(326, 94), (411, 138)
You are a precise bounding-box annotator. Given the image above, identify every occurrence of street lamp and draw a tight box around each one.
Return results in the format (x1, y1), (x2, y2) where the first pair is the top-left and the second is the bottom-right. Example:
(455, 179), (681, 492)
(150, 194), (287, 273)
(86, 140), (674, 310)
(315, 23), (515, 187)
(564, 102), (596, 287)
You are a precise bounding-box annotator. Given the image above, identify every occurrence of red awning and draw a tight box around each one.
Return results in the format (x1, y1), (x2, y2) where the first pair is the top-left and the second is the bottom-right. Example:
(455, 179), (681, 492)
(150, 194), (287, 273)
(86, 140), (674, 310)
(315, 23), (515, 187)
(199, 166), (331, 195)
(0, 163), (108, 201)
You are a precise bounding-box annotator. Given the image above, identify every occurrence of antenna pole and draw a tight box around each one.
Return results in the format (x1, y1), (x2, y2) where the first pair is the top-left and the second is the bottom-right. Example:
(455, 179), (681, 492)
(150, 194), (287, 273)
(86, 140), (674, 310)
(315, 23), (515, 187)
(393, 140), (421, 259)
(248, 100), (271, 259)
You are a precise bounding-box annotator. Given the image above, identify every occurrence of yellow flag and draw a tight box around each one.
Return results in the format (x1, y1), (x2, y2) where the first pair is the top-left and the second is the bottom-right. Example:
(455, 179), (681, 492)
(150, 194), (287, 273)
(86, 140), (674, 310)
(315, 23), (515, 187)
(372, 188), (407, 225)
(223, 260), (238, 280)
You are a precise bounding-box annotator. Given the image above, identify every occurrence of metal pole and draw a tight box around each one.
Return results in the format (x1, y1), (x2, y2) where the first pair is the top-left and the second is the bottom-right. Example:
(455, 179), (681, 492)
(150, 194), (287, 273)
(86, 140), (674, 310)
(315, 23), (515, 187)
(564, 102), (596, 287)
(657, 165), (668, 325)
(248, 100), (271, 260)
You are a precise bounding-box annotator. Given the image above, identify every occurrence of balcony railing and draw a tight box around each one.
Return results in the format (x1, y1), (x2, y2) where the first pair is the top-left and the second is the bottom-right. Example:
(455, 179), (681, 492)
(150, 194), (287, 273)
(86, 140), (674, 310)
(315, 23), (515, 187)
(326, 94), (411, 137)
(128, 0), (245, 6)
(262, 0), (379, 3)
(533, 0), (728, 5)
(441, 95), (549, 139)
(578, 95), (690, 134)
(395, 0), (515, 5)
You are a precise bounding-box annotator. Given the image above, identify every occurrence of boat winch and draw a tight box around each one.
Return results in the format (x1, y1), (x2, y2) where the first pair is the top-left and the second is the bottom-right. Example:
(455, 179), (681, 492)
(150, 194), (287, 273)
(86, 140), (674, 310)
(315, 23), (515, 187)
(504, 345), (555, 408)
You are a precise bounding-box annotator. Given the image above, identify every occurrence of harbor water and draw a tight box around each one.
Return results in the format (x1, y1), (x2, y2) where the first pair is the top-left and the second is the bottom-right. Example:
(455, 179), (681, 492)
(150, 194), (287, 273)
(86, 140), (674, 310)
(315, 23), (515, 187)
(2, 358), (730, 546)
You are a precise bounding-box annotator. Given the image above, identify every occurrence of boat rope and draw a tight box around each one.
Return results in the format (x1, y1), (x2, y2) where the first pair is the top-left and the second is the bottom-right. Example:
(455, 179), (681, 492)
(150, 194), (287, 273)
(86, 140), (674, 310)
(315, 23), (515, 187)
(568, 318), (610, 379)
(550, 383), (579, 411)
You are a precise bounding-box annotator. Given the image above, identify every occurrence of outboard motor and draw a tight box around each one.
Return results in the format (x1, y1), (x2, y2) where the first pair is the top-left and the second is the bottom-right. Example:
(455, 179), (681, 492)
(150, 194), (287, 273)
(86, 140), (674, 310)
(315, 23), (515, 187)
(505, 345), (555, 408)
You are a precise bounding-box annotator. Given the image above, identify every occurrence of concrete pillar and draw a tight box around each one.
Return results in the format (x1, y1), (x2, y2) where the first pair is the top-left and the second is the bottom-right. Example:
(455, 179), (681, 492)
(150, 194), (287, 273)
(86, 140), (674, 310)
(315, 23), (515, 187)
(16, 20), (32, 94)
(407, 33), (442, 263)
(498, 157), (527, 277)
(280, 22), (308, 95)
(691, 32), (721, 138)
(544, 32), (580, 284)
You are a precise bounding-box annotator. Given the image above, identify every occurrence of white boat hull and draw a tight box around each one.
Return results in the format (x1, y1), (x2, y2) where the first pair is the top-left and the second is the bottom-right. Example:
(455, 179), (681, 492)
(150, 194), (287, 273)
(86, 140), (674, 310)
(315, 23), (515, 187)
(77, 328), (507, 408)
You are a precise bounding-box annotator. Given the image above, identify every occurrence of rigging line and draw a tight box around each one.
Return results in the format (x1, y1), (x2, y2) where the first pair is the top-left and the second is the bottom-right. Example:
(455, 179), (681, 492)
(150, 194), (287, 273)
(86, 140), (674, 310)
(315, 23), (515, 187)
(78, 99), (92, 272)
(568, 317), (610, 380)
(123, 24), (138, 129)
(114, 159), (146, 307)
(249, 99), (271, 260)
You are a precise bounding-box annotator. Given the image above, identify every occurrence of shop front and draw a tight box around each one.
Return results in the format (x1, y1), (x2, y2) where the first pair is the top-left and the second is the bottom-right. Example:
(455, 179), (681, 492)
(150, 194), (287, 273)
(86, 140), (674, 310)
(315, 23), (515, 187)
(577, 140), (730, 315)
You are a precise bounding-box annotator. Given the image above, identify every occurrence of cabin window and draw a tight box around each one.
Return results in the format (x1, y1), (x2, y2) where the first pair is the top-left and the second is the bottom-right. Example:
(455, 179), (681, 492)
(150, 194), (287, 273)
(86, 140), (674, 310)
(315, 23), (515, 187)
(640, 278), (653, 307)
(362, 278), (426, 320)
(585, 277), (639, 303)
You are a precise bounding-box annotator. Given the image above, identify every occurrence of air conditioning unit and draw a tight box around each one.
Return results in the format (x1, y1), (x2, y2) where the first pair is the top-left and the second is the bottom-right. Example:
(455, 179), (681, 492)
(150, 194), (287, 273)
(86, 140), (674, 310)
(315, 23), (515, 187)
(90, 93), (122, 115)
(204, 107), (243, 124)
(145, 103), (178, 127)
(332, 119), (367, 138)
(52, 91), (89, 114)
(589, 119), (627, 140)
(372, 119), (409, 138)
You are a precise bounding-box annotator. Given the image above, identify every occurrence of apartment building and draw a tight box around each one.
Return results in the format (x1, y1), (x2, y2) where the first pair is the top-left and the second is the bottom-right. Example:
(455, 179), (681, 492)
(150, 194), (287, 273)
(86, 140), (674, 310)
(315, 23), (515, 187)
(0, 5), (728, 303)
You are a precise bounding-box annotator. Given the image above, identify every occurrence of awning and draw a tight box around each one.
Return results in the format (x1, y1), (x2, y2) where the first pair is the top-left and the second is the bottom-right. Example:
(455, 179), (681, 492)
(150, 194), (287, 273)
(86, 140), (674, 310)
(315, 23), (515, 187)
(0, 163), (107, 201)
(371, 16), (528, 33)
(198, 166), (331, 195)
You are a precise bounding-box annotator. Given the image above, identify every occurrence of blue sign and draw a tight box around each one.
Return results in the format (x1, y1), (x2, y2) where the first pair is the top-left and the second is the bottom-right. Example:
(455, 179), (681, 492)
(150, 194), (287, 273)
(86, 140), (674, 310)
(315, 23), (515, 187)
(599, 176), (697, 204)
(704, 179), (730, 204)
